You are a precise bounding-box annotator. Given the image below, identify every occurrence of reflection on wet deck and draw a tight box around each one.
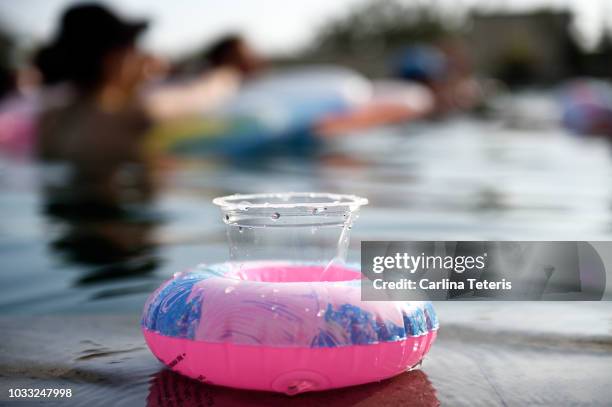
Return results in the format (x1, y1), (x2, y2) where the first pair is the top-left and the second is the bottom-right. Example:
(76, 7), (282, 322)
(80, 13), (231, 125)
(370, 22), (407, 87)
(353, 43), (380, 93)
(1, 310), (611, 406)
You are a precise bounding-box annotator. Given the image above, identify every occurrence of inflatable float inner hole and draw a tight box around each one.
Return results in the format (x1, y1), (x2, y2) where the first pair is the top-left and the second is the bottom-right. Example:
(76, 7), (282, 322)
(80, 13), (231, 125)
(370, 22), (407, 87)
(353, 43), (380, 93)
(227, 263), (362, 283)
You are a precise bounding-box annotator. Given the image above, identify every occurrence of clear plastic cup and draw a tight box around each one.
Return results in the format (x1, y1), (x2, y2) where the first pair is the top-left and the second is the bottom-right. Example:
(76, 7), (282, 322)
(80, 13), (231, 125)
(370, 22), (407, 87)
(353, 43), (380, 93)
(213, 192), (368, 271)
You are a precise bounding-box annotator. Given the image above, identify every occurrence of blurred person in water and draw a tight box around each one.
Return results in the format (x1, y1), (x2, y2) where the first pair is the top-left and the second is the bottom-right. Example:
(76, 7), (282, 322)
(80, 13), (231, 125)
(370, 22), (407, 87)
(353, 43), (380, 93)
(34, 4), (164, 270)
(35, 3), (156, 216)
(204, 34), (265, 77)
(145, 34), (265, 119)
(392, 39), (483, 116)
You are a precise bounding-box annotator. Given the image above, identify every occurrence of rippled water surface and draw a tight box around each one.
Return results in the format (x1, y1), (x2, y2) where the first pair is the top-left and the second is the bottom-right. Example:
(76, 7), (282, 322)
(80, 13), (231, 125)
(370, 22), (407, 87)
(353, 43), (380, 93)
(1, 114), (612, 405)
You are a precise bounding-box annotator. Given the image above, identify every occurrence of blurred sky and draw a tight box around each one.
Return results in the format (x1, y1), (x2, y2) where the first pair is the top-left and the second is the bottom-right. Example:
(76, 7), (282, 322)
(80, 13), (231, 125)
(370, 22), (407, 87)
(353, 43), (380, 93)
(0, 0), (610, 58)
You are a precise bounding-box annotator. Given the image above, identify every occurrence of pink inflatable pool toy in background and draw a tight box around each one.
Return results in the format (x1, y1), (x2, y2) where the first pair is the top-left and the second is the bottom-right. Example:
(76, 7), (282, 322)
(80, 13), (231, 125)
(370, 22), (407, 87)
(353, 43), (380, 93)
(142, 193), (438, 395)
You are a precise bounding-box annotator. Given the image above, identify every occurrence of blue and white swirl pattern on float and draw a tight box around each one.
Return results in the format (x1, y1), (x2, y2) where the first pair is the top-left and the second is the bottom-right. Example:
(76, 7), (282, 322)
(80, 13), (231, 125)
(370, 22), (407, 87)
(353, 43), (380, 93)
(142, 262), (439, 348)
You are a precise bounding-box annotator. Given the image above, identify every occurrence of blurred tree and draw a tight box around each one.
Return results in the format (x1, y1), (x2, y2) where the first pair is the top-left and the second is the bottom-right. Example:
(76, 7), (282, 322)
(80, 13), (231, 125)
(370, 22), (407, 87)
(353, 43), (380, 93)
(301, 0), (456, 76)
(0, 23), (15, 97)
(468, 9), (585, 86)
(313, 0), (451, 52)
(311, 0), (452, 54)
(582, 29), (612, 79)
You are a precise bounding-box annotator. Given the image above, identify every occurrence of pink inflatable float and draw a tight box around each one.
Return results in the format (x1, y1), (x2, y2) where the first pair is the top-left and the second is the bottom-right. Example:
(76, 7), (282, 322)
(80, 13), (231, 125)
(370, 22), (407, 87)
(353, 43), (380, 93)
(142, 193), (438, 395)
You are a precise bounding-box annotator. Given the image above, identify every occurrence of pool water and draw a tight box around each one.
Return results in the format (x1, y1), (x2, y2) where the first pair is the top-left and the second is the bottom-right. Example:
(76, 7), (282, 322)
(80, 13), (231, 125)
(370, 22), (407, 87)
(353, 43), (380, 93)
(1, 114), (612, 405)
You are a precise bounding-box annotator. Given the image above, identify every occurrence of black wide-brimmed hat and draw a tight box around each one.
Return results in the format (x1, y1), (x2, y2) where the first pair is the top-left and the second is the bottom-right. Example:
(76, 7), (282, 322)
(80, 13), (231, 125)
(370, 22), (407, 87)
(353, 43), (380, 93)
(35, 3), (148, 87)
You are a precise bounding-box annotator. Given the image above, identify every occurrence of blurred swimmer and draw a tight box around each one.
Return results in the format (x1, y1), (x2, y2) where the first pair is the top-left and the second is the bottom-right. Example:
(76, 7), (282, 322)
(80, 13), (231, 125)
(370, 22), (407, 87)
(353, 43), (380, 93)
(205, 34), (265, 77)
(392, 40), (482, 116)
(144, 34), (265, 120)
(35, 3), (155, 212)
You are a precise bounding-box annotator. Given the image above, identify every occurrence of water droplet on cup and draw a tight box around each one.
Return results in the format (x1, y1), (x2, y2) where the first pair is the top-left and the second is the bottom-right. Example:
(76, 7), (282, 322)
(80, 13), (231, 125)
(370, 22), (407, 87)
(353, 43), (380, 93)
(238, 226), (243, 233)
(313, 207), (328, 215)
(224, 286), (235, 294)
(271, 212), (280, 220)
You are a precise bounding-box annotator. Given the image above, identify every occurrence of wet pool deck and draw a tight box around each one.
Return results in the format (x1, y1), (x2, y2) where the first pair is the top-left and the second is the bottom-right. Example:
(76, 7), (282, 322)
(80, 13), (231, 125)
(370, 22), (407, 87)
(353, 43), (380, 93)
(1, 302), (611, 406)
